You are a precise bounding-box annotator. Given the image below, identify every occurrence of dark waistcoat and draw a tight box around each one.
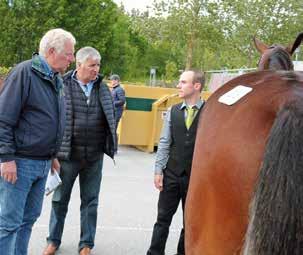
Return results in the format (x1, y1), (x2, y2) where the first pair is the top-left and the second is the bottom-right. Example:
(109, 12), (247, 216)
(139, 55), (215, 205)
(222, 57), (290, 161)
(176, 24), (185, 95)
(166, 103), (202, 176)
(70, 84), (107, 161)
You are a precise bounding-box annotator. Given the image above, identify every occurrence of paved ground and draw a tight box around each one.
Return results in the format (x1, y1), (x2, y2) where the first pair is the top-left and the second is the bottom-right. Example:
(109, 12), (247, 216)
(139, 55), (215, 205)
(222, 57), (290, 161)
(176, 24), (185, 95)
(29, 146), (182, 255)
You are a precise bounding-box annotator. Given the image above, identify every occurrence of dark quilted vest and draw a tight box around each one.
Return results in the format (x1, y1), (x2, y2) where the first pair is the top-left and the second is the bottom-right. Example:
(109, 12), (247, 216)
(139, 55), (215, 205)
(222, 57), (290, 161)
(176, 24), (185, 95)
(166, 103), (202, 176)
(69, 83), (107, 161)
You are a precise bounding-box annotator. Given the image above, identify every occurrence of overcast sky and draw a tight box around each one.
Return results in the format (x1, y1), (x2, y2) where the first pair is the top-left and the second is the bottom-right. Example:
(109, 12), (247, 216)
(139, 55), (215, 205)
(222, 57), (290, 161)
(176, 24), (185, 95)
(113, 0), (154, 12)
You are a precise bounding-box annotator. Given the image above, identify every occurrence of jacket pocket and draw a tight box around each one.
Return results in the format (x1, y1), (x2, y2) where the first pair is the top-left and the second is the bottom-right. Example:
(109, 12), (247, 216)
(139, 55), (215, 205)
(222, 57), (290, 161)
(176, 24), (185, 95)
(15, 128), (31, 149)
(15, 128), (26, 145)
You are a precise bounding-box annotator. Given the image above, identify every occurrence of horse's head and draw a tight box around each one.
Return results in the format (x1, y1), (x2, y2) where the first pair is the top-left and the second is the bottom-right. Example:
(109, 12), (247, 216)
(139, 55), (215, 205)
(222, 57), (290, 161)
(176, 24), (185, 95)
(254, 33), (303, 71)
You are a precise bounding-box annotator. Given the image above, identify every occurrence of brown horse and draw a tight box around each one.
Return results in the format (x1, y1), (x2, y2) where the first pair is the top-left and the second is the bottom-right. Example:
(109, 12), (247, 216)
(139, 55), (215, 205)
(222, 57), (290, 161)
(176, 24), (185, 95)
(185, 33), (303, 255)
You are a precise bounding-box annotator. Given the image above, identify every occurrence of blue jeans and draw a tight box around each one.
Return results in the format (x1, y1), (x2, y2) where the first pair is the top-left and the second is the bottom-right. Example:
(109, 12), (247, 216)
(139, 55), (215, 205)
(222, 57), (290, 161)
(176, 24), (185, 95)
(47, 157), (103, 251)
(0, 158), (51, 255)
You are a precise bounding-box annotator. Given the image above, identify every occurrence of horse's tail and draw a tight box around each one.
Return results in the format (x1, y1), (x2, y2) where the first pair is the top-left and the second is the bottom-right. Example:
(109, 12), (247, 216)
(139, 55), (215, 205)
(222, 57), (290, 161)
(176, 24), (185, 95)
(243, 100), (303, 255)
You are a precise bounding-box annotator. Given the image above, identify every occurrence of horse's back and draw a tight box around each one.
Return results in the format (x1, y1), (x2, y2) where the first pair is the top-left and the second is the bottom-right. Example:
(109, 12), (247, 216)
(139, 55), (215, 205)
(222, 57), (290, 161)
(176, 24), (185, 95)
(185, 71), (303, 255)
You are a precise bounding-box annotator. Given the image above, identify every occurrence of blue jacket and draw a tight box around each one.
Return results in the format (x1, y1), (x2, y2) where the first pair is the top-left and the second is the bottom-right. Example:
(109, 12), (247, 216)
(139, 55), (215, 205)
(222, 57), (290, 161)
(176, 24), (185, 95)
(0, 54), (66, 161)
(112, 84), (125, 120)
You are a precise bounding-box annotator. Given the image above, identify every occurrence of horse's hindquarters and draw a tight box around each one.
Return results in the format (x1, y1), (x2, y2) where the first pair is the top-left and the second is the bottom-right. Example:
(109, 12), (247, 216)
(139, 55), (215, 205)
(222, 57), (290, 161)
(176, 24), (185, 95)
(186, 133), (262, 255)
(185, 73), (286, 254)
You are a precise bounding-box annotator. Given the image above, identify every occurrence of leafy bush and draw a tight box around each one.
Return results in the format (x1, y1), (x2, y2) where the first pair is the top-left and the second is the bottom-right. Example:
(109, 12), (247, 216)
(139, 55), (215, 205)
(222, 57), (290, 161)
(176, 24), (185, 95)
(0, 66), (10, 78)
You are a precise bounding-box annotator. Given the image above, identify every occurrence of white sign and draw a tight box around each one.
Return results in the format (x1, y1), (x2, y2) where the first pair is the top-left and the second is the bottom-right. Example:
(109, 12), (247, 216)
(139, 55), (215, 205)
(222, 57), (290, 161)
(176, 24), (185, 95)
(218, 85), (253, 106)
(293, 61), (303, 71)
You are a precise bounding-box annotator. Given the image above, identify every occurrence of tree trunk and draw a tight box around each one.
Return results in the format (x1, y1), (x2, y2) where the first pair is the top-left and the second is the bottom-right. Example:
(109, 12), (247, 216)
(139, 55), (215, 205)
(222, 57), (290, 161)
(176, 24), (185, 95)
(186, 33), (194, 69)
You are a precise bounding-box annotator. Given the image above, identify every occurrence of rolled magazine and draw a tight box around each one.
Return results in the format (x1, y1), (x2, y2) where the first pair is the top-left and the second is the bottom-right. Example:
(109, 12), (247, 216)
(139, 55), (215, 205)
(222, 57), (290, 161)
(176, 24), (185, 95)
(45, 169), (62, 196)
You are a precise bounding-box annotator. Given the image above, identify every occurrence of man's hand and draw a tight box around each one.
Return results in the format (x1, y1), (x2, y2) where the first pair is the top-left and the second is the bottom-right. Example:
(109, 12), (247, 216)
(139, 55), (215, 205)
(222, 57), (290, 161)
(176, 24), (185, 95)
(0, 160), (17, 184)
(154, 174), (163, 191)
(51, 158), (60, 173)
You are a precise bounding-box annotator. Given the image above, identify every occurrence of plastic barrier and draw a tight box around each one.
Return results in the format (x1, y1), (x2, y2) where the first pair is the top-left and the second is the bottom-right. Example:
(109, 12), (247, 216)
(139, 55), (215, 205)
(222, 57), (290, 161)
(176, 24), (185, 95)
(118, 84), (211, 152)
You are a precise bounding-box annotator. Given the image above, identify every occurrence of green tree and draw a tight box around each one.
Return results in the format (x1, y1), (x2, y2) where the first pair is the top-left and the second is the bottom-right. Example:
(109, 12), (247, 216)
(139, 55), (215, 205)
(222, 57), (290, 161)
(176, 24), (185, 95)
(0, 0), (118, 68)
(1, 0), (303, 82)
(165, 60), (178, 81)
(211, 0), (303, 67)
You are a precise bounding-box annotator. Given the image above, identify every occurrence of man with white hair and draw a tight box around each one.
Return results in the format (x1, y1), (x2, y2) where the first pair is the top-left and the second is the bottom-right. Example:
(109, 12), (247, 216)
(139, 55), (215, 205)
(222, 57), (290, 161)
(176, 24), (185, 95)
(43, 47), (116, 255)
(0, 28), (75, 255)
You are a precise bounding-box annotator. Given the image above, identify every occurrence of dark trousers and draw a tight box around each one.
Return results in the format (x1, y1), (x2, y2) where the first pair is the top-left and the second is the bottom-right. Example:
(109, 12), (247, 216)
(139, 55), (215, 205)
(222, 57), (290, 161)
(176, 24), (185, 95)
(47, 157), (103, 251)
(114, 115), (121, 153)
(147, 170), (189, 255)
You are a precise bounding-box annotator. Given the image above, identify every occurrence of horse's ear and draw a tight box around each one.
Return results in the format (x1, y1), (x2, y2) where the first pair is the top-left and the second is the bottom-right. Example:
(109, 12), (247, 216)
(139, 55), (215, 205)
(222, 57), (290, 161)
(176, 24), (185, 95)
(253, 36), (268, 53)
(285, 43), (293, 55)
(285, 44), (293, 55)
(289, 32), (303, 55)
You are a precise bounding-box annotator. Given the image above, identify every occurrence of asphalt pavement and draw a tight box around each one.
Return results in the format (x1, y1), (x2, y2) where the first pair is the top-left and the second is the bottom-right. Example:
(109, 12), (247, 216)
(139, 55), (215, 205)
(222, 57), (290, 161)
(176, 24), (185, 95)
(28, 145), (182, 255)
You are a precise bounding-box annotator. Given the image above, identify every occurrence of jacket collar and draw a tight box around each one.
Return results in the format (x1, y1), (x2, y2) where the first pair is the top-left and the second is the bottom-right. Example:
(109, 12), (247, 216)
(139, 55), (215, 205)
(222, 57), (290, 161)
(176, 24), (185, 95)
(31, 53), (63, 94)
(31, 53), (56, 79)
(64, 69), (104, 85)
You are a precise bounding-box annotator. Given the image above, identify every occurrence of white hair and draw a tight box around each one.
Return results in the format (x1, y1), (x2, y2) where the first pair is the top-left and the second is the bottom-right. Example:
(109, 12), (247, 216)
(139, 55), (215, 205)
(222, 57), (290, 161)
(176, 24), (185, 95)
(39, 28), (76, 57)
(76, 47), (101, 66)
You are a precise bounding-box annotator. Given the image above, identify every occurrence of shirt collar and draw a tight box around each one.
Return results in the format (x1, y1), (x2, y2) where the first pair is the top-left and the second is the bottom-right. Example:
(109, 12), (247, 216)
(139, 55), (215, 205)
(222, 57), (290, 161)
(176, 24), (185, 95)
(180, 98), (204, 110)
(71, 70), (97, 86)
